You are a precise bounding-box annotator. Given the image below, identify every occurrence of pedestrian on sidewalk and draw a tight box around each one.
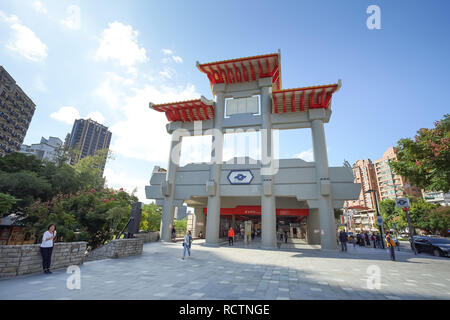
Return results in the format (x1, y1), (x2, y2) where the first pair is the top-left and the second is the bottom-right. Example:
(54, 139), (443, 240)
(284, 231), (288, 243)
(376, 233), (382, 248)
(339, 230), (348, 252)
(182, 230), (193, 260)
(171, 225), (176, 241)
(371, 233), (376, 248)
(40, 224), (56, 274)
(228, 226), (235, 246)
(364, 232), (370, 247)
(385, 231), (396, 261)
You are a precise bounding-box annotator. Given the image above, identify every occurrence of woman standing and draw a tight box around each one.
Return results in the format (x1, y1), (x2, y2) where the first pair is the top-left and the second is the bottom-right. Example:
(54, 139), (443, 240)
(181, 230), (193, 260)
(40, 224), (56, 274)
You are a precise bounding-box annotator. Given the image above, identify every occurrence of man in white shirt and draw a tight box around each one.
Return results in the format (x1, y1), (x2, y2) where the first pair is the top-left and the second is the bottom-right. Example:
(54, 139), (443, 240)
(40, 224), (56, 274)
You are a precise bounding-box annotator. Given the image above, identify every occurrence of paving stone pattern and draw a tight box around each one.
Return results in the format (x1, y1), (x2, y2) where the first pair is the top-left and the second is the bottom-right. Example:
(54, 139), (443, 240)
(0, 240), (449, 300)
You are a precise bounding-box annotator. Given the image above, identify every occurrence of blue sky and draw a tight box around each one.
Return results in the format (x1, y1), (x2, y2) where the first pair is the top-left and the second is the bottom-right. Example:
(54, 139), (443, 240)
(1, 0), (449, 203)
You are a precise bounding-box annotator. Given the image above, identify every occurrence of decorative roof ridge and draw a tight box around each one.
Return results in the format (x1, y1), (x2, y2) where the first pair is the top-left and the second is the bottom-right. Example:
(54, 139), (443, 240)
(196, 52), (279, 69)
(149, 95), (214, 109)
(273, 79), (342, 93)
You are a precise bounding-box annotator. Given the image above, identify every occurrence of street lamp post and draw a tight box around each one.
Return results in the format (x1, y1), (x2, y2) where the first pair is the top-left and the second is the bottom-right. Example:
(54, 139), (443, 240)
(365, 189), (385, 249)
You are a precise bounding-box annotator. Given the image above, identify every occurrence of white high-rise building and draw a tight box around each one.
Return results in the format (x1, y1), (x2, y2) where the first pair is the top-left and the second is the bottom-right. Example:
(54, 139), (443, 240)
(20, 136), (63, 162)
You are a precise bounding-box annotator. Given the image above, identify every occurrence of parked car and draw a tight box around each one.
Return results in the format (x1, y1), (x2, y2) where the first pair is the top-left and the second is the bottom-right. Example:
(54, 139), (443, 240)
(410, 236), (450, 257)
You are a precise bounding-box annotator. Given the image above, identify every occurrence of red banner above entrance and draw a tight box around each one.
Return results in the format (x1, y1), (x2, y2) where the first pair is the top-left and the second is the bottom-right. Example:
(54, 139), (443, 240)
(202, 206), (309, 216)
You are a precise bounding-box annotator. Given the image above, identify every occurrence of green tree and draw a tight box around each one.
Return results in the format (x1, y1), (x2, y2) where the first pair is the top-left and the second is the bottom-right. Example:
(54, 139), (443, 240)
(174, 218), (187, 235)
(24, 188), (138, 248)
(390, 114), (450, 192)
(409, 198), (438, 230)
(142, 203), (162, 231)
(378, 199), (405, 230)
(73, 149), (111, 191)
(0, 192), (18, 217)
(426, 206), (450, 236)
(106, 206), (130, 235)
(0, 152), (43, 173)
(0, 171), (52, 208)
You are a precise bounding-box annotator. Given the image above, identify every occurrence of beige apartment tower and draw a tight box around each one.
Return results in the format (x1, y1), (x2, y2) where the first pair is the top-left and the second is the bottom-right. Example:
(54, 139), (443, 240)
(346, 159), (379, 210)
(374, 147), (422, 201)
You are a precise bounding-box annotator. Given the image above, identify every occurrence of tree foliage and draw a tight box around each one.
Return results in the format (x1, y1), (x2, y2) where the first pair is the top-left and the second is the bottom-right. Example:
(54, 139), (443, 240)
(0, 192), (18, 217)
(378, 197), (448, 235)
(24, 188), (138, 248)
(390, 114), (450, 192)
(141, 203), (162, 232)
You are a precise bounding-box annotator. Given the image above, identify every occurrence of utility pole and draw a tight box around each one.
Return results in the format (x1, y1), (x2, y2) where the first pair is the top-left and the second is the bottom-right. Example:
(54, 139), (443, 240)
(395, 198), (417, 255)
(365, 189), (384, 249)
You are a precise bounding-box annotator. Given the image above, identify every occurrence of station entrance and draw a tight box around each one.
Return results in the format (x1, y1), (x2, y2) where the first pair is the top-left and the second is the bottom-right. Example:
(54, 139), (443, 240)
(203, 206), (308, 243)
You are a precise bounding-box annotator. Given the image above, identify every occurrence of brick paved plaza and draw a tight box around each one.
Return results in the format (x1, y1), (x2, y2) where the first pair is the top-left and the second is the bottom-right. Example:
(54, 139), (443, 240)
(1, 240), (449, 300)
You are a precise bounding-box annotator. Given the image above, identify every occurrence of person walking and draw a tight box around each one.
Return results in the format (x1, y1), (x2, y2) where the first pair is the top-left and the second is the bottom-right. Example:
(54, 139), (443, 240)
(376, 233), (382, 248)
(385, 231), (397, 261)
(182, 230), (193, 260)
(364, 232), (370, 247)
(339, 230), (348, 252)
(171, 225), (176, 241)
(371, 233), (376, 248)
(227, 226), (235, 246)
(40, 224), (56, 274)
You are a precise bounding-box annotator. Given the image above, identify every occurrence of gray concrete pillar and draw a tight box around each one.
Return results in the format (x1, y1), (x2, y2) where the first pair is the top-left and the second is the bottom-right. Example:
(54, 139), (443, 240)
(194, 207), (206, 237)
(311, 119), (337, 250)
(205, 88), (225, 246)
(306, 209), (321, 245)
(260, 84), (276, 249)
(160, 134), (182, 242)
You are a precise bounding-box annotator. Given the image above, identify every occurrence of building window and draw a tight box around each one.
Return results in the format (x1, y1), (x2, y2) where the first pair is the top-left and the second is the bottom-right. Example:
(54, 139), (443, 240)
(225, 95), (260, 117)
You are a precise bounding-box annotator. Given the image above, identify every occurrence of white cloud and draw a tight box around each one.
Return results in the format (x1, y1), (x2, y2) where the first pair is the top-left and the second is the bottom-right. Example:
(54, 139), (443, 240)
(159, 67), (175, 80)
(60, 5), (81, 30)
(87, 111), (105, 124)
(0, 11), (19, 24)
(109, 83), (200, 162)
(162, 49), (173, 55)
(294, 148), (314, 162)
(51, 106), (106, 126)
(50, 106), (80, 125)
(172, 55), (183, 63)
(104, 167), (150, 203)
(179, 136), (211, 166)
(0, 11), (48, 61)
(34, 76), (48, 92)
(32, 1), (48, 14)
(95, 21), (148, 72)
(93, 72), (134, 110)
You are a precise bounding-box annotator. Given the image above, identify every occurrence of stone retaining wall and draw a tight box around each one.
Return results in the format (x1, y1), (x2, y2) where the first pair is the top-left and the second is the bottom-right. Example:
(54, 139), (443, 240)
(0, 242), (87, 278)
(134, 231), (159, 243)
(86, 238), (143, 261)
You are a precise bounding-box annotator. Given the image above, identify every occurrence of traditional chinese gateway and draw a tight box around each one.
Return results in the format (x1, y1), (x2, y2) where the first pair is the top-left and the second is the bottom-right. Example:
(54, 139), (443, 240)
(146, 51), (360, 250)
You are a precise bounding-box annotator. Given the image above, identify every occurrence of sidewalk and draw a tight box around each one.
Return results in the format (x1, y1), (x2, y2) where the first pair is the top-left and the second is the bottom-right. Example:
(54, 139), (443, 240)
(0, 240), (449, 300)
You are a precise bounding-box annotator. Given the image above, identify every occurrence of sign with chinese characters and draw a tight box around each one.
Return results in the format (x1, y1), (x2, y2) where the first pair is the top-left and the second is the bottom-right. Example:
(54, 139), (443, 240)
(227, 170), (254, 185)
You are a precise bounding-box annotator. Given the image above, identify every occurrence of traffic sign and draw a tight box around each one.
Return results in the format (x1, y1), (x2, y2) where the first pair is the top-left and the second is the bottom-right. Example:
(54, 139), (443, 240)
(377, 216), (383, 225)
(395, 197), (410, 208)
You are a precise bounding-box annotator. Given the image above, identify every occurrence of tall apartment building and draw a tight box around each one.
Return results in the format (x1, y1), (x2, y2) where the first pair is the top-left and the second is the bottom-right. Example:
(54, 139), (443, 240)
(374, 147), (422, 201)
(0, 66), (36, 156)
(345, 159), (379, 210)
(66, 118), (112, 172)
(20, 136), (63, 162)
